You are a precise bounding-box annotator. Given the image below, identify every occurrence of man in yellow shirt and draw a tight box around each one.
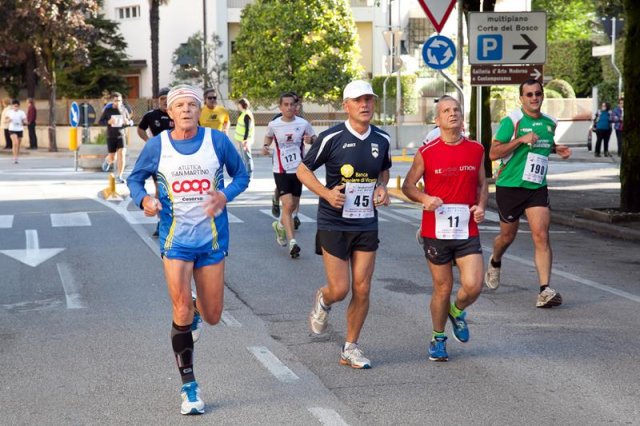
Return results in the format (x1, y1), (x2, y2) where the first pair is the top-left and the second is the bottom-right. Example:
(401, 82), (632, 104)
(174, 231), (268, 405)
(199, 89), (230, 134)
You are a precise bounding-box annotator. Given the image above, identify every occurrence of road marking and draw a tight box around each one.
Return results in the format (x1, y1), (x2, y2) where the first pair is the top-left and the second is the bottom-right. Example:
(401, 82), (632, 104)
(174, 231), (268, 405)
(0, 215), (14, 228)
(227, 212), (243, 223)
(0, 229), (65, 267)
(247, 346), (299, 383)
(126, 210), (158, 224)
(51, 212), (91, 227)
(56, 263), (87, 309)
(488, 248), (640, 304)
(377, 209), (409, 223)
(221, 311), (242, 326)
(308, 407), (349, 426)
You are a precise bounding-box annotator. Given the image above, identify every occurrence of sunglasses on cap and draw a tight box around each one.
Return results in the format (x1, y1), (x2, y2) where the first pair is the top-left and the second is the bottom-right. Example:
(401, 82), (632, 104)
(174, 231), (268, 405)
(523, 91), (543, 98)
(206, 96), (217, 100)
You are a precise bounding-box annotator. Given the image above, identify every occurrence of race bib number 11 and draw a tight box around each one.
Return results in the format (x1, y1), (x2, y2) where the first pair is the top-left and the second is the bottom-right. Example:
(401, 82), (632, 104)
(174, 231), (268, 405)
(435, 204), (470, 240)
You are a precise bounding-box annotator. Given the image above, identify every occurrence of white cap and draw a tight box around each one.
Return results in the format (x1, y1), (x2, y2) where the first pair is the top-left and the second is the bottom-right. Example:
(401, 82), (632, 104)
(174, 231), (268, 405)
(343, 80), (377, 100)
(167, 84), (203, 108)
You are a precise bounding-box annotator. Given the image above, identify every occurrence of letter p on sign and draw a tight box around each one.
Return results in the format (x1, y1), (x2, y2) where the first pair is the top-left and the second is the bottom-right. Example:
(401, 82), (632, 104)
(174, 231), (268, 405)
(479, 35), (502, 60)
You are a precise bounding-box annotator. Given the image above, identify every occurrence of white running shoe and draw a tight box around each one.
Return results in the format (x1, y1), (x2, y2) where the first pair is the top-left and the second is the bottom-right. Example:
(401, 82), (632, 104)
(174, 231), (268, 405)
(180, 381), (205, 415)
(340, 343), (371, 369)
(309, 289), (330, 334)
(536, 287), (563, 308)
(484, 258), (501, 290)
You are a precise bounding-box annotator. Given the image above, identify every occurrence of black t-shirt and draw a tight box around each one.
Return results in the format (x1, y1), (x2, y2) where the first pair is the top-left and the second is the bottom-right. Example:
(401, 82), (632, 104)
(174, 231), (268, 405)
(99, 106), (130, 139)
(138, 108), (174, 137)
(302, 122), (392, 231)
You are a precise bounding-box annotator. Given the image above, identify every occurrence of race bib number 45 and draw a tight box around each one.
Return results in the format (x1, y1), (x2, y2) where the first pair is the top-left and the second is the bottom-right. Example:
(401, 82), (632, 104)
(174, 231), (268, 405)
(435, 204), (470, 240)
(342, 182), (375, 219)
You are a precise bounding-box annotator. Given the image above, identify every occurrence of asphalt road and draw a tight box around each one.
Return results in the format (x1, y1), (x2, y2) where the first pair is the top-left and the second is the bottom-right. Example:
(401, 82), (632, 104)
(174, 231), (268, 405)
(1, 154), (638, 425)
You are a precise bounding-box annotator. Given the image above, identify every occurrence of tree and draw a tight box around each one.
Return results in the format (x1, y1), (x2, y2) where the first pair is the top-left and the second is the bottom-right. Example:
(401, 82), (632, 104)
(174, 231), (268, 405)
(149, 0), (170, 98)
(0, 1), (99, 151)
(532, 0), (595, 41)
(620, 0), (639, 212)
(57, 12), (130, 98)
(171, 32), (228, 95)
(230, 0), (363, 105)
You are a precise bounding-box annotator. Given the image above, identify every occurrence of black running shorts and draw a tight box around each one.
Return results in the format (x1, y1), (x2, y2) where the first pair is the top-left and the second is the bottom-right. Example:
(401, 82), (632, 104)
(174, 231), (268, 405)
(422, 236), (482, 265)
(495, 186), (549, 223)
(274, 172), (302, 197)
(315, 230), (379, 260)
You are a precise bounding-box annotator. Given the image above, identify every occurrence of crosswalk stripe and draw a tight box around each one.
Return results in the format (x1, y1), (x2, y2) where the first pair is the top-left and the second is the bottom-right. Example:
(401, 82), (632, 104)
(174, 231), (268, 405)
(227, 212), (243, 223)
(0, 215), (14, 228)
(378, 209), (412, 223)
(51, 212), (91, 227)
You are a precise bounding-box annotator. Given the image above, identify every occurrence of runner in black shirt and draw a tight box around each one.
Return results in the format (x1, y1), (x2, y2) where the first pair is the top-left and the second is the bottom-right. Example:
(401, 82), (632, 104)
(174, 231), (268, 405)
(297, 80), (391, 369)
(137, 87), (173, 140)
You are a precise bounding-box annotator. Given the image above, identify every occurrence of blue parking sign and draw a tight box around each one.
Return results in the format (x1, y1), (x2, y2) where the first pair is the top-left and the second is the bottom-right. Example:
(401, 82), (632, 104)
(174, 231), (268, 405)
(478, 35), (503, 61)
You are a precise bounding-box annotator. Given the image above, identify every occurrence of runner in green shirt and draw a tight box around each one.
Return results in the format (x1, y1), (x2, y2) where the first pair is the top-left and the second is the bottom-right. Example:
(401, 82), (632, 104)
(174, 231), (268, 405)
(484, 79), (571, 308)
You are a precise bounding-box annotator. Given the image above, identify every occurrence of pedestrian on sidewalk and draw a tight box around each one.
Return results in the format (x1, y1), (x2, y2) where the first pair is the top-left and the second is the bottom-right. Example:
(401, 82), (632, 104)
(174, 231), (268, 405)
(1, 98), (12, 150)
(233, 97), (255, 176)
(402, 95), (488, 362)
(592, 101), (613, 158)
(485, 79), (571, 308)
(27, 98), (37, 150)
(612, 97), (624, 157)
(297, 80), (391, 369)
(127, 84), (249, 415)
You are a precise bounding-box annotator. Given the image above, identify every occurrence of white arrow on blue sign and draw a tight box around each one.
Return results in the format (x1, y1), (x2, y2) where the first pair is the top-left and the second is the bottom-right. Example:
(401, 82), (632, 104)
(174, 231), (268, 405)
(422, 35), (456, 70)
(69, 102), (80, 128)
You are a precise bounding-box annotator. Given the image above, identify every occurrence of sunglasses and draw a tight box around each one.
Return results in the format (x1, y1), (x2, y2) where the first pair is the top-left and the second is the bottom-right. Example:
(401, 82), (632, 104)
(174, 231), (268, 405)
(523, 91), (543, 98)
(206, 96), (217, 100)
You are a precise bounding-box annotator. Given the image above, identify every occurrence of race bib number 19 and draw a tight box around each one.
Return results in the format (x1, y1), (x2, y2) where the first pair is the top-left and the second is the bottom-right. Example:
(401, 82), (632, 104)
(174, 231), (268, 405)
(342, 182), (375, 219)
(522, 152), (548, 184)
(435, 204), (470, 240)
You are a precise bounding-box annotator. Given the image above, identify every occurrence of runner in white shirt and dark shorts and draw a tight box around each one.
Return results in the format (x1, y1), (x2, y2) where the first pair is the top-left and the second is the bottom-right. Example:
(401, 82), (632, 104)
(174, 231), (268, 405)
(263, 92), (316, 258)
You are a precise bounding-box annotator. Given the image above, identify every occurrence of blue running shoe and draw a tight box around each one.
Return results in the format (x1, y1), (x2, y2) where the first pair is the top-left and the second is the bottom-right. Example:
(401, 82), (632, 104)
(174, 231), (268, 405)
(180, 381), (204, 415)
(428, 336), (448, 362)
(448, 311), (469, 343)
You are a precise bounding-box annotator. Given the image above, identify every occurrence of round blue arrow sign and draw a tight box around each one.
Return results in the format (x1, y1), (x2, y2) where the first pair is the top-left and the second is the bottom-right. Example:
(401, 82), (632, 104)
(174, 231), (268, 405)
(422, 35), (456, 70)
(69, 102), (80, 128)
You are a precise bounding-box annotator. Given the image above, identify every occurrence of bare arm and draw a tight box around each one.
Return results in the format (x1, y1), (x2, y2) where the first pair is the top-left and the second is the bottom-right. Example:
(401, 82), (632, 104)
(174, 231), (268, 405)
(262, 135), (273, 156)
(296, 162), (346, 209)
(374, 168), (390, 207)
(137, 127), (149, 142)
(470, 156), (488, 224)
(401, 152), (443, 211)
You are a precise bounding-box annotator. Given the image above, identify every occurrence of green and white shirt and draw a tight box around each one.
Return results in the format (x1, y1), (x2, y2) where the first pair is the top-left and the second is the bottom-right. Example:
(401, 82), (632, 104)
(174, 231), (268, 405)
(493, 108), (556, 189)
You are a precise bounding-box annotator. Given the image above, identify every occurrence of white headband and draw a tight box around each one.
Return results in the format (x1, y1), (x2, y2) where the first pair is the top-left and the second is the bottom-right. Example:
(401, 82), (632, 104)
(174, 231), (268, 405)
(167, 85), (203, 108)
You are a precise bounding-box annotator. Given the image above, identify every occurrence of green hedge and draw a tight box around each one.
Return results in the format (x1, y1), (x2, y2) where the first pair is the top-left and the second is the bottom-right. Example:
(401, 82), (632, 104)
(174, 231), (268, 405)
(545, 39), (602, 97)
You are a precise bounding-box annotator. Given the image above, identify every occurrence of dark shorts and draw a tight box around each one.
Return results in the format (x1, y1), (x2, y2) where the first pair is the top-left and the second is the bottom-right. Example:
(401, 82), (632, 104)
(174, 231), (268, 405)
(107, 136), (125, 153)
(274, 172), (302, 197)
(496, 186), (549, 223)
(9, 131), (23, 138)
(423, 236), (482, 265)
(315, 230), (379, 260)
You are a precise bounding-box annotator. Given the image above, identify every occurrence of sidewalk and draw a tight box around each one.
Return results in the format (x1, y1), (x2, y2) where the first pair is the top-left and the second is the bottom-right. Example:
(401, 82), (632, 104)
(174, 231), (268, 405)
(387, 146), (640, 242)
(3, 144), (640, 242)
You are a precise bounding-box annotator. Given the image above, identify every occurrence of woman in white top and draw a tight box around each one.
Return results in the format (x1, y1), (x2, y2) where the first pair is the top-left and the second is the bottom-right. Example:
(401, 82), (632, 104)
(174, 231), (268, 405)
(4, 99), (27, 163)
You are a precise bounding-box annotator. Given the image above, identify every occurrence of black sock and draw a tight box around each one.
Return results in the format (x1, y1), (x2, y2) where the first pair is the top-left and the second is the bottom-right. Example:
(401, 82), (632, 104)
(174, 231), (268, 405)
(490, 258), (501, 268)
(539, 285), (549, 293)
(171, 322), (195, 384)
